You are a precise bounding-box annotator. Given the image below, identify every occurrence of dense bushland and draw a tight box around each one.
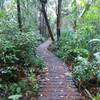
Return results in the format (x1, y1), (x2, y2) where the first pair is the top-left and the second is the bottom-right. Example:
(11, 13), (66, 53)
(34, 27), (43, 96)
(1, 0), (100, 99)
(56, 3), (100, 98)
(0, 1), (45, 99)
(0, 31), (45, 99)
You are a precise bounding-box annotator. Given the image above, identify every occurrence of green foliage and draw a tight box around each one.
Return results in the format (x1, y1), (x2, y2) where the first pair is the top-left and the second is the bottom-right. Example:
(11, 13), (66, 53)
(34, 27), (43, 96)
(10, 32), (43, 65)
(94, 52), (100, 82)
(0, 31), (44, 83)
(57, 31), (75, 59)
(0, 10), (6, 18)
(97, 70), (100, 82)
(8, 95), (22, 100)
(0, 36), (18, 64)
(93, 93), (100, 100)
(57, 30), (100, 82)
(57, 21), (100, 61)
(0, 1), (44, 98)
(89, 39), (100, 53)
(0, 66), (18, 82)
(33, 55), (45, 70)
(0, 72), (38, 98)
(57, 28), (91, 60)
(57, 24), (100, 84)
(0, 32), (44, 66)
(73, 57), (96, 81)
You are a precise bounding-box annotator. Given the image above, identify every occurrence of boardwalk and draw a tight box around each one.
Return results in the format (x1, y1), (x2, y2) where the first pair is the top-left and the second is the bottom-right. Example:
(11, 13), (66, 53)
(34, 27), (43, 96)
(37, 40), (82, 100)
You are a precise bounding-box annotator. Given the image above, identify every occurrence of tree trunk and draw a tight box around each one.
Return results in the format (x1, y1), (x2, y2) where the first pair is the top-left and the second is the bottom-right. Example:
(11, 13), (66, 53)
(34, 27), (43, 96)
(57, 0), (62, 43)
(17, 0), (22, 32)
(41, 3), (54, 41)
(39, 11), (46, 36)
(73, 0), (77, 32)
(0, 0), (4, 9)
(40, 11), (42, 34)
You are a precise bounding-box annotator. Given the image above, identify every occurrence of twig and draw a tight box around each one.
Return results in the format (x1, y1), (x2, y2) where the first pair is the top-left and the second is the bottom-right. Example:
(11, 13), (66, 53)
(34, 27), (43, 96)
(84, 88), (93, 100)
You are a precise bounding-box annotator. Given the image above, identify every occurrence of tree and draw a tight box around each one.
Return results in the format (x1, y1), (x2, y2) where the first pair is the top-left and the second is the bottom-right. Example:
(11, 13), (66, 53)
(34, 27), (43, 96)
(39, 11), (46, 35)
(40, 0), (54, 41)
(73, 0), (77, 32)
(0, 0), (4, 9)
(57, 0), (62, 43)
(17, 0), (22, 32)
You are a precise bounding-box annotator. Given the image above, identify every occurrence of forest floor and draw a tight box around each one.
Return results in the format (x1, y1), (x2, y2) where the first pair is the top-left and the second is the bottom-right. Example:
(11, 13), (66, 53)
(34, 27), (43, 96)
(37, 39), (82, 100)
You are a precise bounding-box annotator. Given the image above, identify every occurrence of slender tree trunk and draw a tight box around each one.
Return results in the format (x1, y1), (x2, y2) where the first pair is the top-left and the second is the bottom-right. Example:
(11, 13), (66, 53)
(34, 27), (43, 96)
(57, 0), (62, 43)
(73, 0), (77, 32)
(17, 0), (22, 32)
(43, 15), (46, 36)
(40, 11), (46, 35)
(41, 3), (54, 41)
(40, 12), (42, 34)
(0, 0), (4, 9)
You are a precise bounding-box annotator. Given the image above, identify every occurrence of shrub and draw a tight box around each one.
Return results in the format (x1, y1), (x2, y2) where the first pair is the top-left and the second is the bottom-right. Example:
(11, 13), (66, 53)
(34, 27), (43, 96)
(73, 57), (96, 82)
(0, 66), (18, 82)
(0, 73), (38, 99)
(0, 31), (44, 82)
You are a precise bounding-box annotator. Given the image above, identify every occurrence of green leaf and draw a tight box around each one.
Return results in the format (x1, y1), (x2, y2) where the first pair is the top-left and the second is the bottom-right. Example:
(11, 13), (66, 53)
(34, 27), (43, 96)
(8, 95), (22, 100)
(16, 87), (21, 94)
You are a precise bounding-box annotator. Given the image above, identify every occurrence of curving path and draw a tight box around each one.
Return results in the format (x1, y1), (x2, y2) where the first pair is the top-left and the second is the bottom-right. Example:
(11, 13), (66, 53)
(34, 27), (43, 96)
(37, 40), (82, 100)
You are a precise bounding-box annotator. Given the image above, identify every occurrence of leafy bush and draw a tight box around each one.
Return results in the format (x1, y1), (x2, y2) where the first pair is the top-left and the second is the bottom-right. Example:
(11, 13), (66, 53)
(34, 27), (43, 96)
(0, 31), (44, 66)
(73, 57), (96, 81)
(57, 30), (100, 82)
(0, 66), (18, 82)
(0, 31), (44, 82)
(33, 55), (45, 70)
(8, 32), (44, 65)
(57, 31), (76, 59)
(73, 55), (100, 85)
(57, 23), (99, 64)
(0, 73), (38, 99)
(0, 37), (18, 64)
(57, 30), (90, 62)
